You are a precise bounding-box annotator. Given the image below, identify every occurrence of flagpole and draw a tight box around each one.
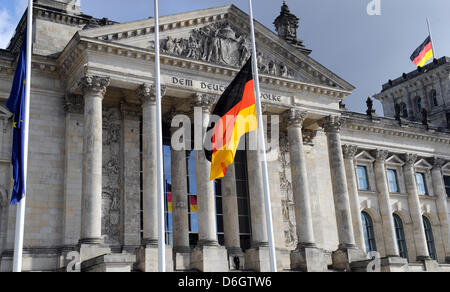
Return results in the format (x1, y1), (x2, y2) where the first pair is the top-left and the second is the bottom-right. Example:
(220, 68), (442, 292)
(12, 0), (33, 273)
(426, 17), (437, 58)
(154, 0), (166, 272)
(248, 0), (277, 272)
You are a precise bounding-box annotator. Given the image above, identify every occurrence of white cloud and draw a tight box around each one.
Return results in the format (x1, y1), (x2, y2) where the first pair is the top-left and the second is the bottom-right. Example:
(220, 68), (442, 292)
(0, 9), (15, 49)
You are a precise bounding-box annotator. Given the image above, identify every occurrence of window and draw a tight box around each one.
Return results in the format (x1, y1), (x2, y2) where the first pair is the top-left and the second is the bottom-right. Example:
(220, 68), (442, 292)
(431, 90), (438, 107)
(423, 216), (437, 261)
(400, 102), (408, 118)
(444, 176), (450, 198)
(417, 97), (422, 113)
(357, 166), (369, 191)
(393, 214), (408, 259)
(234, 148), (252, 251)
(415, 173), (427, 195)
(361, 212), (377, 253)
(387, 169), (399, 193)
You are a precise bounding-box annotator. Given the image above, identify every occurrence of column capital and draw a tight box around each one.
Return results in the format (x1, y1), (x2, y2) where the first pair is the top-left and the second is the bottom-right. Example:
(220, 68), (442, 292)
(375, 149), (390, 163)
(192, 93), (217, 112)
(285, 109), (308, 127)
(79, 75), (110, 97)
(432, 157), (446, 170)
(64, 93), (84, 114)
(319, 115), (342, 133)
(404, 153), (418, 167)
(137, 83), (167, 104)
(342, 145), (358, 159)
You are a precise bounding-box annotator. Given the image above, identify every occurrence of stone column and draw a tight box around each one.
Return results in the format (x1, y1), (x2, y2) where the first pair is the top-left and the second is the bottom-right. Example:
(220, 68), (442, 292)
(190, 93), (228, 272)
(431, 157), (450, 262)
(374, 150), (401, 258)
(78, 75), (111, 261)
(136, 84), (173, 272)
(221, 163), (244, 269)
(287, 110), (326, 272)
(320, 116), (364, 270)
(245, 132), (272, 272)
(170, 125), (191, 270)
(342, 145), (365, 251)
(403, 153), (430, 261)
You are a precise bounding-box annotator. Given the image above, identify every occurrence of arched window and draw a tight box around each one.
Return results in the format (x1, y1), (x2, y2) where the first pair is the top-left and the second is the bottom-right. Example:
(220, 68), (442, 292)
(423, 216), (437, 260)
(417, 97), (422, 113)
(393, 214), (408, 259)
(361, 211), (377, 253)
(431, 90), (438, 107)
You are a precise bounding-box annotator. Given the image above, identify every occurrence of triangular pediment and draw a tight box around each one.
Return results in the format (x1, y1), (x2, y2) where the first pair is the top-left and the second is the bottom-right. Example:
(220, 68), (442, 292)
(77, 5), (354, 92)
(355, 151), (375, 162)
(415, 158), (432, 169)
(0, 105), (12, 119)
(386, 155), (404, 166)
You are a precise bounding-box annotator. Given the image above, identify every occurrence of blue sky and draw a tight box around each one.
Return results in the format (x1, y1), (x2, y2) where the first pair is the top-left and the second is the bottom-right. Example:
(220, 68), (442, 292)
(1, 0), (450, 114)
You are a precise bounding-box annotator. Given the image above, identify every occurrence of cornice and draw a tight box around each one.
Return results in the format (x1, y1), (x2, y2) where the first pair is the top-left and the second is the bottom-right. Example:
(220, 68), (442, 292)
(341, 114), (450, 145)
(58, 37), (351, 99)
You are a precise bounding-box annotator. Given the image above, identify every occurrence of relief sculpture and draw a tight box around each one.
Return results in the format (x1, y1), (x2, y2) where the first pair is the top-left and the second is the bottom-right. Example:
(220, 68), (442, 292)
(159, 21), (293, 78)
(102, 108), (122, 245)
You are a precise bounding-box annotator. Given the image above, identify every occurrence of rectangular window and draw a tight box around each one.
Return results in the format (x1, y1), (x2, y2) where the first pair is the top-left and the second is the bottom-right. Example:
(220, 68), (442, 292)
(444, 176), (450, 198)
(387, 169), (399, 193)
(415, 173), (427, 195)
(357, 165), (369, 191)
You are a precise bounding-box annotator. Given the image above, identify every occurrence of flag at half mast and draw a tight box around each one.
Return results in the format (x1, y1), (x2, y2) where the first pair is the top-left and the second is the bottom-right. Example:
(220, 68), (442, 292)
(205, 58), (258, 181)
(410, 36), (434, 67)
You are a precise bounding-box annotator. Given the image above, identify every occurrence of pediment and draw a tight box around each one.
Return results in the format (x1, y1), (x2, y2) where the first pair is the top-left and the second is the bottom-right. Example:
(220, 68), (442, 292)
(0, 105), (12, 119)
(77, 5), (354, 92)
(355, 151), (375, 162)
(414, 158), (432, 169)
(386, 154), (404, 166)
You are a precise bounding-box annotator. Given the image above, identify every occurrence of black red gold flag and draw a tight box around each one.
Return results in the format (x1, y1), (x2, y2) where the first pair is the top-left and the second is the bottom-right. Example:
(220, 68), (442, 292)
(205, 58), (258, 181)
(410, 36), (434, 67)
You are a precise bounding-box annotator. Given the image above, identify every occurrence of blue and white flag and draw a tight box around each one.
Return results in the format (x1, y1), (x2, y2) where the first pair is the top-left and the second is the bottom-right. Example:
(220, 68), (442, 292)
(6, 36), (27, 205)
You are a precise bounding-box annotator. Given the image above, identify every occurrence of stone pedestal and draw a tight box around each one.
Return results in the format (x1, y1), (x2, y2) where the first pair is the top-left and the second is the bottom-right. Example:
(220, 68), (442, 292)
(245, 247), (271, 272)
(332, 246), (366, 271)
(190, 245), (229, 272)
(173, 251), (191, 271)
(78, 244), (111, 263)
(136, 245), (174, 272)
(81, 254), (136, 272)
(380, 256), (409, 272)
(423, 258), (440, 272)
(290, 246), (327, 272)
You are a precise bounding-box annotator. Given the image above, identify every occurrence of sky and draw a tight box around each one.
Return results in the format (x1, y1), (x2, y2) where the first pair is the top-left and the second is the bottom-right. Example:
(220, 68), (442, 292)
(1, 0), (450, 114)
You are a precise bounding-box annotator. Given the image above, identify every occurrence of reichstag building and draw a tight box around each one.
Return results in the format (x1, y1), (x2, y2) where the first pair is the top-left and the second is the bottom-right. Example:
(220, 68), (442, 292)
(0, 0), (449, 272)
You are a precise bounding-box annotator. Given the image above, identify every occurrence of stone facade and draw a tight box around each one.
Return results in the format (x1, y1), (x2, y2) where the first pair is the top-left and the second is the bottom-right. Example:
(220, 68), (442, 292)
(0, 1), (449, 272)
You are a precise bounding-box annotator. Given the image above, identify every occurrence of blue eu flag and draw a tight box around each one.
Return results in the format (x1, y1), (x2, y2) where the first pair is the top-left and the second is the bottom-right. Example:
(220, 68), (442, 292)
(6, 36), (27, 205)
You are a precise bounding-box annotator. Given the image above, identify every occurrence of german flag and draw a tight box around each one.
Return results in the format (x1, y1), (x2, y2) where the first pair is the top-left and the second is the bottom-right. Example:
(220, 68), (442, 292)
(205, 58), (258, 181)
(189, 195), (198, 213)
(410, 36), (434, 67)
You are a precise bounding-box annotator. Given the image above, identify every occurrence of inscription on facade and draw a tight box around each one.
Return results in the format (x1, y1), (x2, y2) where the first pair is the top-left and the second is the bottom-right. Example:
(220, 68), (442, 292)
(166, 75), (288, 104)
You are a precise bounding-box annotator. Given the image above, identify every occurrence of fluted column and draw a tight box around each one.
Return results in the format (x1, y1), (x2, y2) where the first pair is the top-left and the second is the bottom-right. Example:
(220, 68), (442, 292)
(320, 116), (356, 249)
(79, 75), (110, 244)
(138, 83), (166, 246)
(342, 145), (365, 251)
(286, 109), (315, 247)
(374, 150), (400, 257)
(221, 163), (242, 254)
(194, 94), (219, 246)
(431, 157), (450, 262)
(403, 153), (430, 260)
